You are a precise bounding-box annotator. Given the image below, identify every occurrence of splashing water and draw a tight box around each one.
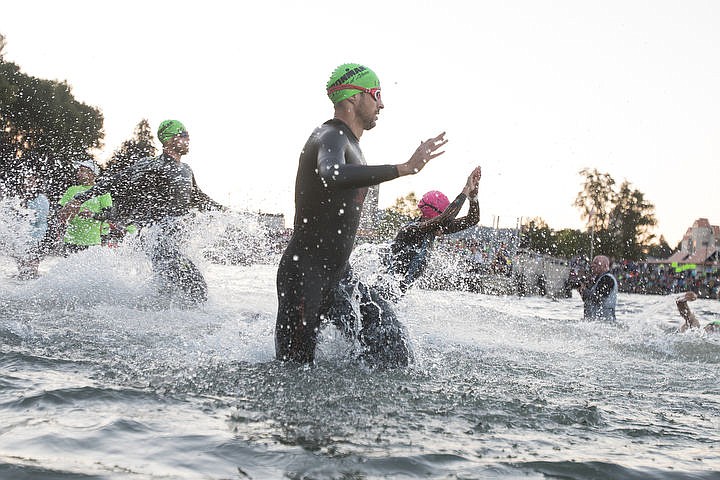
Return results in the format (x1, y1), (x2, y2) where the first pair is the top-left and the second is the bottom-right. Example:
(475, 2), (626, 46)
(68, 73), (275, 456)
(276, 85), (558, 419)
(1, 211), (719, 479)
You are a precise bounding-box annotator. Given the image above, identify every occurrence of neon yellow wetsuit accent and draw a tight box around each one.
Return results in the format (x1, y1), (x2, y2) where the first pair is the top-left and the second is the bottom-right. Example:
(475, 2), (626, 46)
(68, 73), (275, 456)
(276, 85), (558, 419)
(59, 185), (112, 246)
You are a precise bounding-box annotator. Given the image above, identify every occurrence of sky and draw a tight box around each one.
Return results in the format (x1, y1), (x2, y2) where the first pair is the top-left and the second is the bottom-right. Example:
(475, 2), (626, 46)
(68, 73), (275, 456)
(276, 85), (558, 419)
(2, 0), (719, 245)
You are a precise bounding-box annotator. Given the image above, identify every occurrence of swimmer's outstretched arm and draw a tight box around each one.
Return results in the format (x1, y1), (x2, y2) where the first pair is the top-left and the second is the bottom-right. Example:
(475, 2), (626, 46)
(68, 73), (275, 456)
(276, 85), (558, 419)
(445, 166), (481, 233)
(319, 132), (447, 189)
(676, 291), (701, 332)
(403, 165), (481, 237)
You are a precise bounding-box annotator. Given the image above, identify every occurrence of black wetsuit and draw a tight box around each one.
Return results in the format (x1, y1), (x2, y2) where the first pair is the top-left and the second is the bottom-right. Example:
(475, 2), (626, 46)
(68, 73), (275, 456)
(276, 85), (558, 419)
(388, 193), (479, 294)
(581, 272), (618, 321)
(276, 119), (409, 366)
(73, 153), (223, 304)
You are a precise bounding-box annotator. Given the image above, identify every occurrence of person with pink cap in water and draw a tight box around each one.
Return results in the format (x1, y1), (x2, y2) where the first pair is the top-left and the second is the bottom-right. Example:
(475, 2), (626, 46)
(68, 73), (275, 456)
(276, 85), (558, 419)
(387, 166), (482, 295)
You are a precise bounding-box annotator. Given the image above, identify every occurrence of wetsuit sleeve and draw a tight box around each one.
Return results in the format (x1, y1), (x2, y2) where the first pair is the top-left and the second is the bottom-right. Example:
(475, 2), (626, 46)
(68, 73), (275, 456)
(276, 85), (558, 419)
(445, 196), (480, 234)
(190, 175), (225, 211)
(317, 133), (399, 189)
(70, 166), (131, 204)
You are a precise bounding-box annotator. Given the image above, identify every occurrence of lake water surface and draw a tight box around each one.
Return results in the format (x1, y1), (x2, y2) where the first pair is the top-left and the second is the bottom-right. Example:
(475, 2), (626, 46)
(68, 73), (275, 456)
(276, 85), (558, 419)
(1, 237), (719, 479)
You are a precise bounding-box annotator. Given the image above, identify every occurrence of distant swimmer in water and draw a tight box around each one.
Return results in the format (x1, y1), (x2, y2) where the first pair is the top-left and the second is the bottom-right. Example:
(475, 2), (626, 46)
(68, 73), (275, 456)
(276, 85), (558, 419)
(385, 166), (481, 297)
(574, 255), (618, 321)
(276, 63), (447, 367)
(58, 120), (226, 305)
(12, 171), (49, 280)
(675, 291), (720, 333)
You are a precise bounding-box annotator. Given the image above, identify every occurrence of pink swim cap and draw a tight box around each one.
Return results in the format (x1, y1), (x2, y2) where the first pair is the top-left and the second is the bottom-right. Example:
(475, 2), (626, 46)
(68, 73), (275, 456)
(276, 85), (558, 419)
(418, 190), (449, 219)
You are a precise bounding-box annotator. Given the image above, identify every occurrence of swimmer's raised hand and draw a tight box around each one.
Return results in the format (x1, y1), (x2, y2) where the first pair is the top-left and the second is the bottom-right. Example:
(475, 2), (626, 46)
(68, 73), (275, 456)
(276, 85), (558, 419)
(397, 132), (447, 176)
(676, 291), (697, 304)
(464, 166), (482, 197)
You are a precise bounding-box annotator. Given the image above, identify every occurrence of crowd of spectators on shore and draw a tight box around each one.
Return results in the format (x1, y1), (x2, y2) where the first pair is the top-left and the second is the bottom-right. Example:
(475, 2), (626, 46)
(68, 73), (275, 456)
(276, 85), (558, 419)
(612, 260), (719, 299)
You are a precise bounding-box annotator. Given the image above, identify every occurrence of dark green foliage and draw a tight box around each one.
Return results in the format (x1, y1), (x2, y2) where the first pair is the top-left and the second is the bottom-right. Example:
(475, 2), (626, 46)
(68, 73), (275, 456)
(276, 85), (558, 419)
(573, 168), (615, 232)
(607, 181), (657, 259)
(646, 235), (673, 259)
(519, 218), (590, 258)
(0, 57), (104, 200)
(519, 218), (555, 254)
(555, 228), (591, 258)
(104, 119), (156, 175)
(574, 169), (658, 261)
(375, 193), (418, 241)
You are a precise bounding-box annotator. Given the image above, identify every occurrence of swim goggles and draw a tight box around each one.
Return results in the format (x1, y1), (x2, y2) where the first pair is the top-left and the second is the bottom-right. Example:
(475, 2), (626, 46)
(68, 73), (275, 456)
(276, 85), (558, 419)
(327, 84), (382, 102)
(418, 200), (444, 215)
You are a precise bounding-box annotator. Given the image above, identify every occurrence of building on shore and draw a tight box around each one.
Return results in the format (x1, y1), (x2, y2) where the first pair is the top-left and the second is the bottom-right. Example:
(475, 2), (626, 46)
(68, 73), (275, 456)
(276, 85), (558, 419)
(665, 218), (719, 268)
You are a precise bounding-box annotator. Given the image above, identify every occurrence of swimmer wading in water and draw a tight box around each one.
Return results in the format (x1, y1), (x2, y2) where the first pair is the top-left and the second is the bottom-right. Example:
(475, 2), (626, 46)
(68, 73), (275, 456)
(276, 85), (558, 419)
(58, 120), (225, 305)
(275, 63), (447, 366)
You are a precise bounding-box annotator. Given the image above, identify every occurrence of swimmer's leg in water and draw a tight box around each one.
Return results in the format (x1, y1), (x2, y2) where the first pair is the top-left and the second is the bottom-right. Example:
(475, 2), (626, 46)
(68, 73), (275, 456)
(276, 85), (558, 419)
(356, 283), (412, 368)
(328, 277), (412, 368)
(149, 239), (207, 305)
(275, 259), (326, 363)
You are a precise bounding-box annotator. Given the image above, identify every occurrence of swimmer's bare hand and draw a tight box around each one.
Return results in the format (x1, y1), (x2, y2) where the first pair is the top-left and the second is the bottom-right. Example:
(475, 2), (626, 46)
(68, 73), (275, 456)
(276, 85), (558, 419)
(677, 291), (697, 304)
(398, 132), (447, 176)
(464, 166), (482, 197)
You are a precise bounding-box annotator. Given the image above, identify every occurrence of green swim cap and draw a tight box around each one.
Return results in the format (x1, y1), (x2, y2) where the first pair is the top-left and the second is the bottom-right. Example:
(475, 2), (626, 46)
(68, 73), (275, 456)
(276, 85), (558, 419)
(157, 120), (187, 144)
(326, 63), (380, 104)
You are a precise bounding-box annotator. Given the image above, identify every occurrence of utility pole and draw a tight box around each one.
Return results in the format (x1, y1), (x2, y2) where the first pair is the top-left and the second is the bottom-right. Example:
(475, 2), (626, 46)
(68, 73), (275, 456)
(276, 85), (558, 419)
(589, 208), (595, 260)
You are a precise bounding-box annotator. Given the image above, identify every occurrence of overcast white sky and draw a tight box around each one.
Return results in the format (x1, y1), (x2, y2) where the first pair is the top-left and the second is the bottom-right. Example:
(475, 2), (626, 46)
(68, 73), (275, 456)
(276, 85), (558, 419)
(3, 0), (719, 245)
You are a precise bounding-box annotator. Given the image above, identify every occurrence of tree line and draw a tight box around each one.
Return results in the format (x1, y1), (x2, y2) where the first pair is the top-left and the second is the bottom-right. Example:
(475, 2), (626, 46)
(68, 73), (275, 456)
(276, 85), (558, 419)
(2, 32), (672, 262)
(379, 169), (672, 262)
(0, 33), (155, 204)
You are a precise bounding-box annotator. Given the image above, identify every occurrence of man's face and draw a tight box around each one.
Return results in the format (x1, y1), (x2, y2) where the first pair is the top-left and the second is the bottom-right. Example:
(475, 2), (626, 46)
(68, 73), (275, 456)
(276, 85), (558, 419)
(358, 90), (384, 131)
(76, 166), (95, 185)
(591, 256), (608, 276)
(170, 133), (190, 155)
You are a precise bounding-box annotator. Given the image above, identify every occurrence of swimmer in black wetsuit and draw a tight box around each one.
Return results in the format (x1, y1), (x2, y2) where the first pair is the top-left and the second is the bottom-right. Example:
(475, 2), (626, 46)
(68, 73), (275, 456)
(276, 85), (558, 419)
(387, 166), (481, 296)
(276, 63), (447, 366)
(59, 120), (225, 305)
(575, 255), (618, 321)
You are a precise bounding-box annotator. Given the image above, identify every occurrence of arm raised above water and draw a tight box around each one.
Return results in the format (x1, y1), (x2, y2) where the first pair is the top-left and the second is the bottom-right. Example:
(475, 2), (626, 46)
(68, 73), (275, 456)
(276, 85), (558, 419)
(317, 131), (447, 190)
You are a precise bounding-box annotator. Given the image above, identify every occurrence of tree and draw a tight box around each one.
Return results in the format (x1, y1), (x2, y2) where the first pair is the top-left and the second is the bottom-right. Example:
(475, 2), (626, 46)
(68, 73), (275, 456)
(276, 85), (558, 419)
(574, 169), (657, 261)
(647, 235), (673, 259)
(555, 228), (590, 259)
(607, 181), (657, 259)
(0, 54), (103, 200)
(519, 217), (555, 254)
(573, 168), (615, 232)
(375, 192), (418, 240)
(104, 119), (156, 174)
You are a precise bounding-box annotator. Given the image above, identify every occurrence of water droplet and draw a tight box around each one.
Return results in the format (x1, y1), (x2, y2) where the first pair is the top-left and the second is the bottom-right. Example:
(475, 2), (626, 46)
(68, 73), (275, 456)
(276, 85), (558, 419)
(292, 255), (299, 261)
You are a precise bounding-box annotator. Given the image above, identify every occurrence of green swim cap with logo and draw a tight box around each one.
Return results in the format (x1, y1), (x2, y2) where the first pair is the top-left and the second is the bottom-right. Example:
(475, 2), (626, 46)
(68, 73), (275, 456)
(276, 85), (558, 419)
(326, 63), (380, 104)
(157, 120), (187, 144)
